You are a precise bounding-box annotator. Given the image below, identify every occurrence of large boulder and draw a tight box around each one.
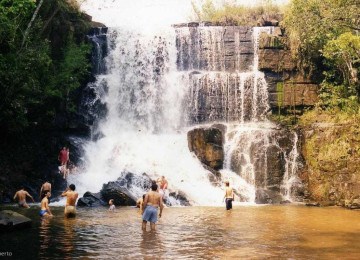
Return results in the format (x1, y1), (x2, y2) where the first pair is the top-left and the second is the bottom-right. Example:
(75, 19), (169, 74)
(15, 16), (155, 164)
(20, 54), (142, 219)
(100, 172), (153, 206)
(77, 192), (106, 207)
(187, 126), (224, 170)
(0, 210), (32, 232)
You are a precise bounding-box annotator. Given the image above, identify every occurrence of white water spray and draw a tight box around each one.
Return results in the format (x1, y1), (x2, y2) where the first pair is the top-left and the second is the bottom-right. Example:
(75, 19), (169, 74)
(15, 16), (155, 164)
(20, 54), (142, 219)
(74, 0), (301, 205)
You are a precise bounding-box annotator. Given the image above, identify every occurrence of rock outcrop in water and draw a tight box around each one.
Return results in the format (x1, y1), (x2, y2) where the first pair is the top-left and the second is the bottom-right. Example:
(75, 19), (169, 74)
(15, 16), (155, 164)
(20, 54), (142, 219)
(0, 210), (32, 232)
(77, 192), (106, 207)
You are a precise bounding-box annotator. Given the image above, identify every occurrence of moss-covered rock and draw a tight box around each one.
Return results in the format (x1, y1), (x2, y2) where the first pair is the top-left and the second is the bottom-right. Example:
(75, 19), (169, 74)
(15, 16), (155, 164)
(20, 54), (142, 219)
(299, 110), (360, 207)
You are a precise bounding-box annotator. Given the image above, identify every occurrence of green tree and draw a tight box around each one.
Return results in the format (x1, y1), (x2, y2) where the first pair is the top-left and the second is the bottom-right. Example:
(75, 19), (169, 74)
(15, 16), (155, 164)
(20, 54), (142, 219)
(323, 32), (360, 91)
(0, 0), (91, 133)
(283, 0), (359, 76)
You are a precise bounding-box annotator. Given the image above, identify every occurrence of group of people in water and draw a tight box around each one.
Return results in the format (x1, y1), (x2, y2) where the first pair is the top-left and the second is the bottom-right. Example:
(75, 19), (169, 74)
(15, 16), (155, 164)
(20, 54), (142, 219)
(13, 182), (79, 218)
(13, 160), (235, 231)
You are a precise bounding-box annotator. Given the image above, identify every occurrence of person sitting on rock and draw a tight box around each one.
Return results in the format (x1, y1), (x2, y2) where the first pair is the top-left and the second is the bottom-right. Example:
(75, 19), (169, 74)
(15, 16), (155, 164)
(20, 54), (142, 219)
(39, 191), (53, 217)
(109, 199), (115, 211)
(13, 187), (35, 208)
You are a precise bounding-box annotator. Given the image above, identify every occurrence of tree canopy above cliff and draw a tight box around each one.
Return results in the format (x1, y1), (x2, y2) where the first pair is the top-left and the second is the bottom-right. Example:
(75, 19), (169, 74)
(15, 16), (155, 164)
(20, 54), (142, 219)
(0, 0), (92, 135)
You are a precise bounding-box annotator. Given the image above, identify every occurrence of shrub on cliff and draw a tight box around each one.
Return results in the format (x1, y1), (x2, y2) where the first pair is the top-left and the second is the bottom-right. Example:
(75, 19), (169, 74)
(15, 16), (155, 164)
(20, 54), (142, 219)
(283, 0), (360, 109)
(0, 0), (92, 135)
(191, 0), (282, 26)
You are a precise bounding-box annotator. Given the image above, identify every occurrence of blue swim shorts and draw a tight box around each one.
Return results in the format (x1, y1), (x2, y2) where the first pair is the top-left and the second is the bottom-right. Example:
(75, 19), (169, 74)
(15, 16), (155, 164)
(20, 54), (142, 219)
(142, 205), (158, 223)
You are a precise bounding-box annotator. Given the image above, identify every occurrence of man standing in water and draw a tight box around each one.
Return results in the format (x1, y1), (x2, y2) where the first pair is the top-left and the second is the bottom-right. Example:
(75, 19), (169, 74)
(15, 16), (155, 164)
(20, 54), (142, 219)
(13, 187), (35, 208)
(40, 181), (52, 199)
(142, 183), (164, 231)
(39, 191), (53, 217)
(61, 184), (78, 218)
(224, 181), (234, 210)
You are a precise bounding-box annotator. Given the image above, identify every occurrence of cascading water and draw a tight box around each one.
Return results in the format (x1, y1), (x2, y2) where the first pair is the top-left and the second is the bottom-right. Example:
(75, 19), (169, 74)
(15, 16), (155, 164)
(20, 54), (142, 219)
(75, 0), (301, 205)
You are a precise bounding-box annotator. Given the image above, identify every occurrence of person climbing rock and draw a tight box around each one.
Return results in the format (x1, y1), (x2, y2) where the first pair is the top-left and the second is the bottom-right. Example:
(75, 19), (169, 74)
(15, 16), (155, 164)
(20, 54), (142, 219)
(58, 147), (69, 166)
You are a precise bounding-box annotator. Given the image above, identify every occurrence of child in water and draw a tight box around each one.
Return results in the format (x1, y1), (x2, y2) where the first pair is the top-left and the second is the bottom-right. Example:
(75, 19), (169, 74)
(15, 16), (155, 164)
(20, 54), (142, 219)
(109, 199), (115, 211)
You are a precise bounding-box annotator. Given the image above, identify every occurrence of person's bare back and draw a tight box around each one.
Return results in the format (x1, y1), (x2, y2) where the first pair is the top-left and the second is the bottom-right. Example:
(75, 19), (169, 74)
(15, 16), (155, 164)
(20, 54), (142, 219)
(14, 188), (34, 208)
(61, 184), (78, 218)
(63, 190), (78, 206)
(40, 182), (51, 198)
(145, 191), (162, 208)
(142, 183), (164, 231)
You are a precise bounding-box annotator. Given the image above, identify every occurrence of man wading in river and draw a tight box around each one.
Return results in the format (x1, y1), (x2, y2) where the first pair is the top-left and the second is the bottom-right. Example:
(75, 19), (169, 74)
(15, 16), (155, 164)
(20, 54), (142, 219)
(142, 182), (164, 231)
(61, 184), (78, 218)
(224, 181), (234, 210)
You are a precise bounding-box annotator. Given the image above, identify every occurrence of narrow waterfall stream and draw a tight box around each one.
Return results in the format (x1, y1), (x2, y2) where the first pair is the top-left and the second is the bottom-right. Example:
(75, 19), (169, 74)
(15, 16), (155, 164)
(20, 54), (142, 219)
(74, 0), (302, 205)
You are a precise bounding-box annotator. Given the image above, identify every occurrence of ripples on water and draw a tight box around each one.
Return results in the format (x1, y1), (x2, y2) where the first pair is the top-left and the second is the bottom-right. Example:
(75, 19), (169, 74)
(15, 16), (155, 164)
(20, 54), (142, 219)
(1, 205), (360, 259)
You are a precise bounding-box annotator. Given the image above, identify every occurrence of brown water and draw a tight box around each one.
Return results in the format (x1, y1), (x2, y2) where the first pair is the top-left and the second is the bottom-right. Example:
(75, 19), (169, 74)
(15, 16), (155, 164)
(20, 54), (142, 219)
(1, 205), (360, 259)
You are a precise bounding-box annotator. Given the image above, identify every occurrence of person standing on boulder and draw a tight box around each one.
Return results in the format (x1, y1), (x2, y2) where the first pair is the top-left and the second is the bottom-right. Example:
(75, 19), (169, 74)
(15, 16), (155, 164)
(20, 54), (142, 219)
(142, 183), (164, 231)
(61, 184), (78, 218)
(13, 187), (35, 208)
(224, 181), (234, 210)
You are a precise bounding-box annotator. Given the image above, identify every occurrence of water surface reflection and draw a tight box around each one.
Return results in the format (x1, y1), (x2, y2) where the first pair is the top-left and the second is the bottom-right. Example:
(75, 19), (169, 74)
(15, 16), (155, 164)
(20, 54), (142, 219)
(1, 205), (359, 259)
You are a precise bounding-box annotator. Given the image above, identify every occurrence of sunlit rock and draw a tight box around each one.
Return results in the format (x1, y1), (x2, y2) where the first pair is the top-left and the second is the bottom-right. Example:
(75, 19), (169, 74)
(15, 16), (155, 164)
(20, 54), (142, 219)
(187, 127), (224, 170)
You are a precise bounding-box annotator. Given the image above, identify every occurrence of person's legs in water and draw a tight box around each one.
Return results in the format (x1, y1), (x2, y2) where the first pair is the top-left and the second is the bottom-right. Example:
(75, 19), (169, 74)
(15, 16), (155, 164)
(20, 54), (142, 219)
(142, 220), (147, 231)
(150, 222), (156, 231)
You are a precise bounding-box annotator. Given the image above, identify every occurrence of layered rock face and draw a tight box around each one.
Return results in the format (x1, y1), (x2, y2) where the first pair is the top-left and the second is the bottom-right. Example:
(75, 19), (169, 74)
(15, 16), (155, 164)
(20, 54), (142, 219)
(175, 24), (254, 72)
(175, 24), (271, 124)
(257, 29), (319, 110)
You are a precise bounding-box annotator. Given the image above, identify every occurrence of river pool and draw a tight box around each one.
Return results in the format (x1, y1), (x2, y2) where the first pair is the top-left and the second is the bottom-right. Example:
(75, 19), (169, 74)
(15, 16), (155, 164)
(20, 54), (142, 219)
(1, 205), (359, 259)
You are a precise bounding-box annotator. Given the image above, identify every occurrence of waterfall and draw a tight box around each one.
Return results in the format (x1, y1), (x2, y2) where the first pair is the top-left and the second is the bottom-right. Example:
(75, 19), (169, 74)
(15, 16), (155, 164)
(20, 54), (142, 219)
(75, 0), (301, 205)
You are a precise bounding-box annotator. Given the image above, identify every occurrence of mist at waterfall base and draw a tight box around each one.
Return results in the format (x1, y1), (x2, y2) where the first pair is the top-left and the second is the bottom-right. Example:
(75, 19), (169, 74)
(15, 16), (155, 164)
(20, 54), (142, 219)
(72, 0), (301, 206)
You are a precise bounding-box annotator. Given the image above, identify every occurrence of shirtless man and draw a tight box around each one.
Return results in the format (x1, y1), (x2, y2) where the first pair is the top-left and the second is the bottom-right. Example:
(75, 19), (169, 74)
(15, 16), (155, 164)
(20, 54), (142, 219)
(61, 184), (78, 218)
(142, 183), (164, 231)
(39, 191), (53, 217)
(40, 181), (52, 199)
(13, 187), (35, 208)
(224, 181), (234, 210)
